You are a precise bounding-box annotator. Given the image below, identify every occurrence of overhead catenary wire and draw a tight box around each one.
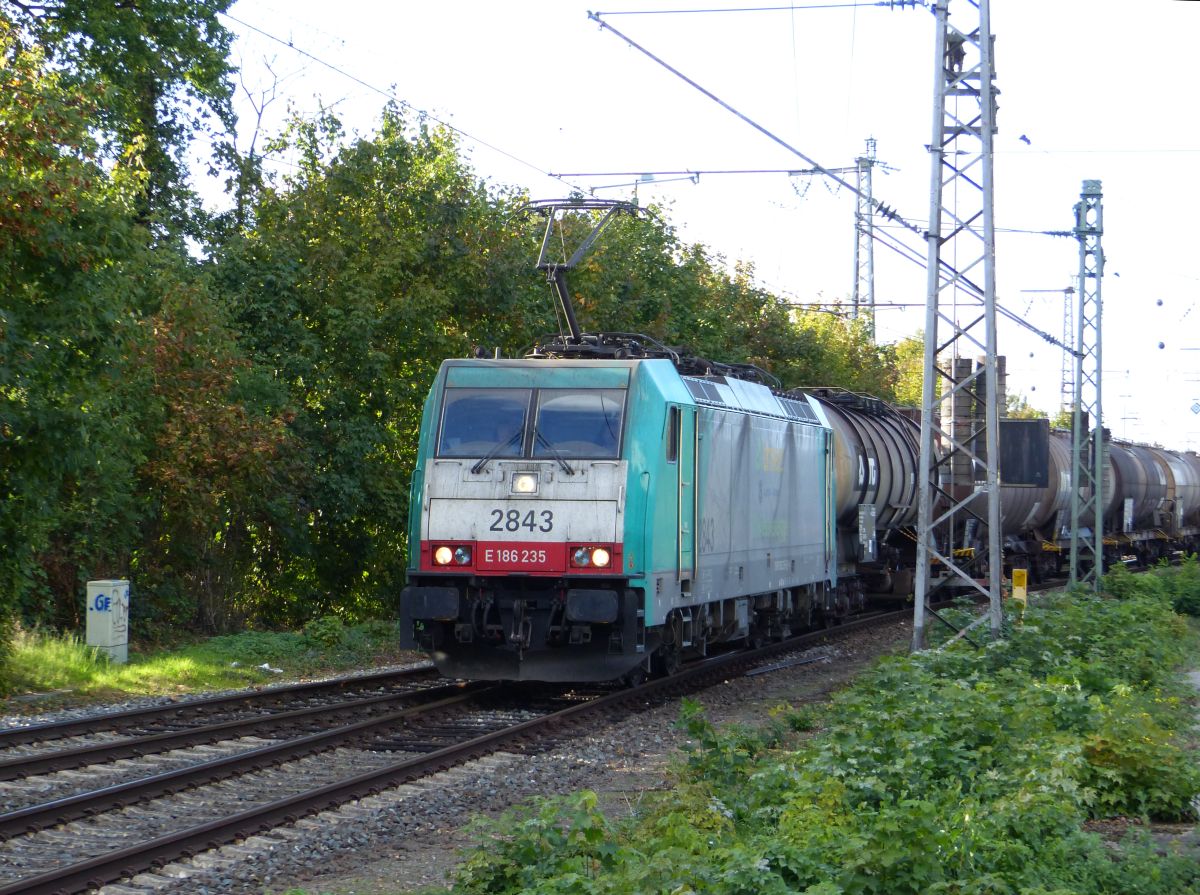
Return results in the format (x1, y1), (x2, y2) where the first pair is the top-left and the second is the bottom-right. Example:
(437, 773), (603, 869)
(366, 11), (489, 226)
(587, 11), (925, 238)
(219, 12), (587, 195)
(142, 11), (1164, 372)
(551, 167), (855, 177)
(592, 2), (923, 15)
(585, 8), (1011, 322)
(586, 9), (1104, 361)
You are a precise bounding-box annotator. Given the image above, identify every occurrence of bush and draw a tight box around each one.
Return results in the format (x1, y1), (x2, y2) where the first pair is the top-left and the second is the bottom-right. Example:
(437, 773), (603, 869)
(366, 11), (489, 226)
(1105, 555), (1200, 617)
(451, 586), (1200, 895)
(1156, 554), (1200, 617)
(302, 615), (346, 648)
(1080, 688), (1200, 820)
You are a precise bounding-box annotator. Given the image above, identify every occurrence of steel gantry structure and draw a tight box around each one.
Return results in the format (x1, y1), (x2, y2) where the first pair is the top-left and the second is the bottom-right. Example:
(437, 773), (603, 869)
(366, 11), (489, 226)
(852, 138), (878, 339)
(912, 0), (1003, 649)
(1069, 181), (1105, 590)
(1059, 282), (1078, 418)
(584, 4), (1010, 647)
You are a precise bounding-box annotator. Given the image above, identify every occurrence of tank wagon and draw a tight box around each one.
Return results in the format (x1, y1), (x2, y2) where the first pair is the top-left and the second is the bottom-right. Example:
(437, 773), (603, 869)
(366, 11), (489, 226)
(1001, 430), (1200, 579)
(399, 355), (927, 682)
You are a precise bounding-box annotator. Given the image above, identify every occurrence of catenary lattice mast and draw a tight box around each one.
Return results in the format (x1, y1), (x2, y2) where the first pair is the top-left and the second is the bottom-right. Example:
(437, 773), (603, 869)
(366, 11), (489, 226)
(852, 138), (877, 340)
(1069, 181), (1105, 589)
(913, 0), (1003, 649)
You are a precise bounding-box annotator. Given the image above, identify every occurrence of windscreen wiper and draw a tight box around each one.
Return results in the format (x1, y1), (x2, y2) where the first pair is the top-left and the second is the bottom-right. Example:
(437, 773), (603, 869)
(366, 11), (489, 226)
(470, 430), (523, 474)
(534, 429), (575, 476)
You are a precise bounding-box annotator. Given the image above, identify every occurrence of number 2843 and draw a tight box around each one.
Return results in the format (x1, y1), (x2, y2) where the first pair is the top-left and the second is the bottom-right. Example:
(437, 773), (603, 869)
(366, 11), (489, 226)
(489, 509), (553, 533)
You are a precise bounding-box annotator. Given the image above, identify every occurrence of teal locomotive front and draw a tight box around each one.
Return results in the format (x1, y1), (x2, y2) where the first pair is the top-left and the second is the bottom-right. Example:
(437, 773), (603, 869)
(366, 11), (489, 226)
(400, 357), (836, 682)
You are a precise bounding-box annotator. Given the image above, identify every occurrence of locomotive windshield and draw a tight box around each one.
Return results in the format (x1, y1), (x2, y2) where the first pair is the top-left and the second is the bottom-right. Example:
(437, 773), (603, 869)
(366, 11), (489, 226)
(436, 387), (625, 460)
(533, 389), (624, 459)
(438, 388), (529, 458)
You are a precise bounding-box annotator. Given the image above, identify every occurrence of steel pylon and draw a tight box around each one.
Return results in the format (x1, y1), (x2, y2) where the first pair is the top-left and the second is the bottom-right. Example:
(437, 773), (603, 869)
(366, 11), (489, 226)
(1069, 181), (1105, 590)
(852, 138), (877, 340)
(913, 0), (1003, 649)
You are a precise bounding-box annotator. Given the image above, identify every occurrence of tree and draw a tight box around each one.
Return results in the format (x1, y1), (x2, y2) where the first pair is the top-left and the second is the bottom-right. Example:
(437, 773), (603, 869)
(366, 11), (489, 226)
(889, 333), (926, 407)
(2, 10), (283, 658)
(0, 14), (148, 676)
(1006, 392), (1047, 420)
(212, 107), (540, 622)
(132, 261), (291, 632)
(5, 0), (236, 232)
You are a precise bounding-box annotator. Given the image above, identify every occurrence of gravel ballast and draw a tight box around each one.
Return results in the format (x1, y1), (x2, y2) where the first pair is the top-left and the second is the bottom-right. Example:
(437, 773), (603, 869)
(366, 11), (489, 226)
(130, 624), (908, 895)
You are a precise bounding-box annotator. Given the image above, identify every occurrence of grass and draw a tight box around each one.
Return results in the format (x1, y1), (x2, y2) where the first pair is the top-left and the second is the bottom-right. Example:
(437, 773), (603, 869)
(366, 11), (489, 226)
(2, 618), (421, 705)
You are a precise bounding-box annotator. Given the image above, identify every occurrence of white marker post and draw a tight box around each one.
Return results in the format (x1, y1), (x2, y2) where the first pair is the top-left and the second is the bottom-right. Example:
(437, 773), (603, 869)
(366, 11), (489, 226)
(86, 580), (130, 663)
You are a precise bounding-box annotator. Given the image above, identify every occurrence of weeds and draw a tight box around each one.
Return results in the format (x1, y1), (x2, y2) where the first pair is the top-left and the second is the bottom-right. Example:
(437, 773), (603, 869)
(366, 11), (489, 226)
(451, 575), (1200, 895)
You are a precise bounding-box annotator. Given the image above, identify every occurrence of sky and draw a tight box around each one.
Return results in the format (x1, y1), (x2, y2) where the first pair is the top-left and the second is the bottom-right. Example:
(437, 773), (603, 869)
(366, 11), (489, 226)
(210, 0), (1200, 450)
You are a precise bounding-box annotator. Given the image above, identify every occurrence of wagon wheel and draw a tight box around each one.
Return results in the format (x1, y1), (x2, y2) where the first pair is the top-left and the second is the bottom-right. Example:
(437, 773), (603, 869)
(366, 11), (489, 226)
(652, 614), (684, 676)
(653, 642), (682, 677)
(621, 663), (648, 688)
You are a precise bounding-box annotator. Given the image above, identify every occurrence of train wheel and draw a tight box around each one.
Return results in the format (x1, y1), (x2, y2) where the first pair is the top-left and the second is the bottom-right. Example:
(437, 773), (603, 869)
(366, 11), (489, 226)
(622, 664), (648, 688)
(748, 625), (770, 649)
(653, 642), (682, 677)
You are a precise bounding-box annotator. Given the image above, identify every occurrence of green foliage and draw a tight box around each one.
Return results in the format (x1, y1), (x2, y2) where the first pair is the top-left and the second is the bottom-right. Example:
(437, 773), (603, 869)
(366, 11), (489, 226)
(3, 619), (406, 699)
(1007, 392), (1047, 419)
(0, 16), (146, 663)
(451, 589), (1200, 895)
(1142, 555), (1200, 617)
(130, 259), (292, 633)
(455, 792), (620, 894)
(8, 0), (236, 231)
(889, 332), (925, 406)
(302, 615), (345, 648)
(1080, 687), (1200, 820)
(1050, 408), (1074, 429)
(212, 106), (503, 623)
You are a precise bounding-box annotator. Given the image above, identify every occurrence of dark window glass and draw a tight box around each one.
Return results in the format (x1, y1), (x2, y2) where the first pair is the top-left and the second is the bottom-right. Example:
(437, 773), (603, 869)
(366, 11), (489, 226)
(666, 406), (680, 462)
(533, 389), (625, 459)
(437, 388), (531, 458)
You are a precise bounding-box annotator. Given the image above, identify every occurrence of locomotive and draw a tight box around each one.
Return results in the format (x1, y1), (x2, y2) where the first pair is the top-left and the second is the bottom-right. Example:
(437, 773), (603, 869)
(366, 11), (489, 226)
(398, 200), (1200, 682)
(398, 349), (925, 681)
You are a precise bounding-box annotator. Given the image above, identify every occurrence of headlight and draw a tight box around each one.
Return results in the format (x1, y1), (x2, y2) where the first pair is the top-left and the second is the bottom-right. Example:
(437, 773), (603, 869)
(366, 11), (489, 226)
(433, 545), (472, 566)
(511, 473), (538, 494)
(571, 546), (613, 569)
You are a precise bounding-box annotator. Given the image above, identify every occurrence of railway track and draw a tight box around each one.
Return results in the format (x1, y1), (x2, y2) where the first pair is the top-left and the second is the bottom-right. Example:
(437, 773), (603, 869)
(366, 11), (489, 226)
(0, 611), (910, 895)
(0, 665), (442, 751)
